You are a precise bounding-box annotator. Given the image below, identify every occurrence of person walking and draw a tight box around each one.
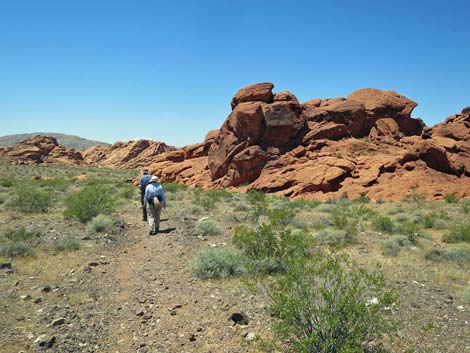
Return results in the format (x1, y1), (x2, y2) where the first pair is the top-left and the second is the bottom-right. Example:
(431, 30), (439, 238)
(139, 169), (152, 221)
(143, 175), (167, 235)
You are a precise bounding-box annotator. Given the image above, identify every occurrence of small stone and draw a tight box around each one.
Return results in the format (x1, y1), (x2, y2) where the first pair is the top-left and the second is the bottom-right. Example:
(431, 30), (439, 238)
(41, 286), (52, 293)
(34, 297), (42, 304)
(169, 310), (177, 316)
(188, 334), (196, 342)
(172, 304), (182, 310)
(229, 312), (249, 325)
(21, 294), (32, 301)
(136, 309), (145, 317)
(35, 334), (56, 350)
(51, 317), (65, 326)
(0, 262), (12, 269)
(245, 332), (256, 341)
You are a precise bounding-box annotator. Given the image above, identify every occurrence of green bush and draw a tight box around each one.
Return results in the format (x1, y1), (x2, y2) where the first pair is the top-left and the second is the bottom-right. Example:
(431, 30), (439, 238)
(462, 199), (470, 215)
(444, 193), (459, 203)
(267, 253), (396, 353)
(64, 184), (115, 223)
(0, 242), (34, 257)
(34, 177), (70, 191)
(0, 177), (14, 188)
(162, 182), (187, 193)
(372, 215), (396, 234)
(246, 189), (269, 222)
(381, 235), (410, 256)
(4, 227), (40, 242)
(6, 187), (53, 213)
(52, 238), (81, 252)
(463, 286), (470, 304)
(118, 184), (136, 199)
(195, 219), (223, 236)
(397, 221), (427, 243)
(87, 214), (114, 233)
(443, 223), (470, 243)
(315, 228), (347, 246)
(189, 247), (246, 279)
(425, 244), (470, 264)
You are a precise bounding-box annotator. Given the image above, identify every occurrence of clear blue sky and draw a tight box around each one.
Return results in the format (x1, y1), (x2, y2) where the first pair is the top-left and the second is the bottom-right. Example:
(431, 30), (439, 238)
(0, 0), (469, 147)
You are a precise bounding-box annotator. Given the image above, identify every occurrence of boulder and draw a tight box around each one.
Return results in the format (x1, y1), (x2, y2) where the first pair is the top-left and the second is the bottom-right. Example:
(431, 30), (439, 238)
(222, 146), (270, 186)
(261, 100), (305, 146)
(226, 102), (264, 142)
(369, 118), (399, 140)
(231, 82), (274, 109)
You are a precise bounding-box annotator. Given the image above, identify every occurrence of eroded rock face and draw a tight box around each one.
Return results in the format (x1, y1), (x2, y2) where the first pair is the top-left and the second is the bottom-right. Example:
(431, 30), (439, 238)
(142, 82), (470, 200)
(0, 136), (83, 165)
(81, 140), (175, 169)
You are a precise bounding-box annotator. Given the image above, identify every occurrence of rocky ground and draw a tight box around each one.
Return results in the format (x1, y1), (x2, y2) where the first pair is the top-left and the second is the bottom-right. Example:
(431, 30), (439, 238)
(0, 162), (469, 353)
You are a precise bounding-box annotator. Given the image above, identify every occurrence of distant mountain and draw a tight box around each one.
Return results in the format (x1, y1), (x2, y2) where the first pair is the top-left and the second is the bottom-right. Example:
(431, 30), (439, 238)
(0, 133), (110, 151)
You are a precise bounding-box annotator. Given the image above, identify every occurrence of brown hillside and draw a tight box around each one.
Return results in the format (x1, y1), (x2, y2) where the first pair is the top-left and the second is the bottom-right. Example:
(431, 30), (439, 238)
(145, 83), (470, 201)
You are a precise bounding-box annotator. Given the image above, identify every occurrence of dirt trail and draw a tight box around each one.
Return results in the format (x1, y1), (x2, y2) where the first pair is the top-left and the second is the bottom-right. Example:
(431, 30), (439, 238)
(84, 203), (267, 353)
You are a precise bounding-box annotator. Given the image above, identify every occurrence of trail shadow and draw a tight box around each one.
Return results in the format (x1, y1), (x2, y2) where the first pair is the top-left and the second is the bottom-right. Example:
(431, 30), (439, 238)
(158, 227), (176, 234)
(160, 218), (169, 222)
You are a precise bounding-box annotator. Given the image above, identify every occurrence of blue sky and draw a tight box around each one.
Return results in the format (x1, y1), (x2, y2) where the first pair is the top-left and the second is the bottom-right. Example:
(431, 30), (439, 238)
(0, 0), (469, 147)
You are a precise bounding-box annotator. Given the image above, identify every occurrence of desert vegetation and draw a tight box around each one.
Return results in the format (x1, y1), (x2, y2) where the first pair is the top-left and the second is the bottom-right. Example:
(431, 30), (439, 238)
(0, 159), (469, 352)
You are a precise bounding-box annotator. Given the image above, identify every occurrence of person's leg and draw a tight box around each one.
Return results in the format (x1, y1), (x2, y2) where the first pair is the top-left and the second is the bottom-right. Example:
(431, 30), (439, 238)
(155, 201), (162, 233)
(146, 203), (156, 234)
(141, 191), (147, 221)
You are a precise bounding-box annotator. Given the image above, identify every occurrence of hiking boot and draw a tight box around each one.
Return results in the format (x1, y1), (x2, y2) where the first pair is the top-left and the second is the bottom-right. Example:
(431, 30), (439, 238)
(149, 230), (156, 235)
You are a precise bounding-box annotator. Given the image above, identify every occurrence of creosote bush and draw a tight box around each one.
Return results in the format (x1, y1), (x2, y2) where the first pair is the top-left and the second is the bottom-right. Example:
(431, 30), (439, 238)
(5, 227), (40, 242)
(443, 223), (470, 243)
(7, 187), (53, 213)
(195, 219), (223, 236)
(52, 238), (81, 252)
(381, 235), (411, 256)
(189, 247), (246, 279)
(0, 242), (34, 258)
(87, 214), (114, 233)
(163, 182), (188, 193)
(373, 215), (395, 234)
(444, 193), (459, 203)
(267, 252), (396, 353)
(64, 184), (115, 223)
(425, 244), (470, 264)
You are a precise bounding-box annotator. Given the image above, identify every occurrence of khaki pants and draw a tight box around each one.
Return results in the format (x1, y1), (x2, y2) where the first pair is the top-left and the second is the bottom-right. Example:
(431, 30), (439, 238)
(146, 198), (162, 233)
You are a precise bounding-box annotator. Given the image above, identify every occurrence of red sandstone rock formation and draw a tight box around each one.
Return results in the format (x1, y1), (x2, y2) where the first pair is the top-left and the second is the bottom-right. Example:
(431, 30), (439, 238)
(145, 83), (470, 200)
(0, 135), (83, 165)
(81, 139), (175, 169)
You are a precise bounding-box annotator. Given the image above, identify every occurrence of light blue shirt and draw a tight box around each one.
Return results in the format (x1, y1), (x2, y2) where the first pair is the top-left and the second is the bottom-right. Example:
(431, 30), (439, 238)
(143, 183), (166, 208)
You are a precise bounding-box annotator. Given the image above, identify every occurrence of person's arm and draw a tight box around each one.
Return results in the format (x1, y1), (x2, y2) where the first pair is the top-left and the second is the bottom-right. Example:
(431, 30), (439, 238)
(143, 186), (149, 207)
(160, 187), (167, 209)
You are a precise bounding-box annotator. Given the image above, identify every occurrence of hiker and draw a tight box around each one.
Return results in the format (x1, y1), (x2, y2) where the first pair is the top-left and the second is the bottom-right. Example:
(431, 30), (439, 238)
(139, 169), (152, 221)
(143, 175), (167, 235)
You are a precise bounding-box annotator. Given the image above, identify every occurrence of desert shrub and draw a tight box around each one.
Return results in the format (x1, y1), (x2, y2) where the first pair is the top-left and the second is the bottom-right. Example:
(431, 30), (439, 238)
(316, 203), (336, 213)
(425, 244), (470, 264)
(163, 182), (187, 193)
(444, 193), (459, 203)
(388, 205), (406, 215)
(372, 215), (396, 234)
(268, 207), (296, 227)
(0, 194), (6, 204)
(64, 184), (115, 223)
(463, 286), (470, 304)
(404, 189), (425, 204)
(52, 238), (81, 252)
(397, 221), (428, 242)
(0, 242), (34, 258)
(195, 219), (223, 236)
(381, 235), (410, 256)
(0, 177), (14, 188)
(267, 253), (396, 353)
(233, 224), (311, 274)
(355, 195), (371, 204)
(87, 214), (114, 233)
(6, 187), (53, 213)
(189, 247), (246, 279)
(462, 199), (470, 214)
(315, 228), (347, 246)
(443, 223), (470, 243)
(4, 227), (40, 242)
(118, 184), (136, 199)
(34, 177), (70, 191)
(246, 189), (269, 222)
(233, 203), (249, 212)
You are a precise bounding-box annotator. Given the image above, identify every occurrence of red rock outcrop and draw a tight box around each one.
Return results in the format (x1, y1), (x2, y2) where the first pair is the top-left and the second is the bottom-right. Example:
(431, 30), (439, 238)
(0, 135), (83, 165)
(144, 82), (470, 200)
(81, 139), (175, 169)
